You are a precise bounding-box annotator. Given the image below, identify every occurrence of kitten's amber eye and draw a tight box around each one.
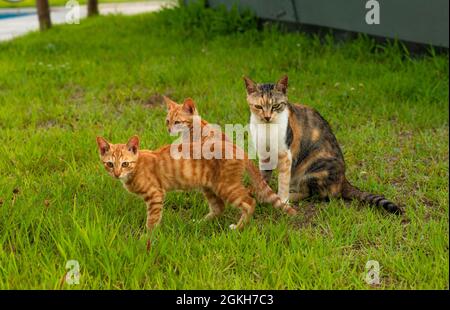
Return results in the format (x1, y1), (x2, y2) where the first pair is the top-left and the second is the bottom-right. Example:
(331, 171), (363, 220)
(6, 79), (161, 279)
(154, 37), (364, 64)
(272, 104), (281, 110)
(106, 162), (114, 168)
(122, 162), (129, 168)
(174, 121), (181, 125)
(254, 105), (263, 109)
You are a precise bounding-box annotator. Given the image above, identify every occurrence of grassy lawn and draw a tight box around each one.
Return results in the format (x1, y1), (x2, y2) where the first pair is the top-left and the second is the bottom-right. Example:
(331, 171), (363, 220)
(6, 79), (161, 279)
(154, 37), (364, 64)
(0, 4), (448, 289)
(0, 0), (172, 9)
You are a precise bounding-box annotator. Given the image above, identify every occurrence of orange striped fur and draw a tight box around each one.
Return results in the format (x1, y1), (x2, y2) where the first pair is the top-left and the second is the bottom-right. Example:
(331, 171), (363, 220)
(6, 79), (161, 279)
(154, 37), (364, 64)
(97, 105), (296, 232)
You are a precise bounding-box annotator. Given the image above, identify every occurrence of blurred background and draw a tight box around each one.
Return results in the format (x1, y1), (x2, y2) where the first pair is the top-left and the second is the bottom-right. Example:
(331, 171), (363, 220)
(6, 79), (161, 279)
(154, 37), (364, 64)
(1, 0), (448, 48)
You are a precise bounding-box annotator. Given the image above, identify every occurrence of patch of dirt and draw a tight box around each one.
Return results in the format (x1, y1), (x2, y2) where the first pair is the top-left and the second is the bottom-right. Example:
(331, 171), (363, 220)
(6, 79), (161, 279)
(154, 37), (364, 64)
(143, 93), (165, 108)
(65, 83), (85, 103)
(37, 119), (58, 129)
(351, 238), (379, 252)
(401, 218), (410, 226)
(398, 130), (414, 141)
(391, 173), (407, 188)
(298, 203), (317, 221)
(142, 90), (176, 108)
(420, 196), (439, 209)
(36, 115), (80, 131)
(102, 84), (176, 113)
(289, 202), (319, 229)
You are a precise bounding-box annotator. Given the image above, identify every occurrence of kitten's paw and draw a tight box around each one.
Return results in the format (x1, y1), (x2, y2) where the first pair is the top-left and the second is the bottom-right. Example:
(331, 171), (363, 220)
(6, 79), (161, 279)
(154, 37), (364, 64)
(286, 206), (298, 216)
(229, 224), (238, 230)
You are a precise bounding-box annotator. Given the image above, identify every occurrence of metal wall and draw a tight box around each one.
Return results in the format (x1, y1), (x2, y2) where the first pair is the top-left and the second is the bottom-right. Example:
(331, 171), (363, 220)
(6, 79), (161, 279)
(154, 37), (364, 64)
(200, 0), (449, 48)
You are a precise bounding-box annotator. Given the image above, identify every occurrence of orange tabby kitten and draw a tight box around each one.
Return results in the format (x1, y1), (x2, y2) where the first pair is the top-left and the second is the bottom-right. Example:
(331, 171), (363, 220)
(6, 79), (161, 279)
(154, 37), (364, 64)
(96, 132), (296, 232)
(164, 96), (229, 145)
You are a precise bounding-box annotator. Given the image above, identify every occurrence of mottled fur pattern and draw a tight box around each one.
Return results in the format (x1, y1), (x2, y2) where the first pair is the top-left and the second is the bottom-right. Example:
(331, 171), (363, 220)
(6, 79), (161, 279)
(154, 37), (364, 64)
(244, 75), (403, 214)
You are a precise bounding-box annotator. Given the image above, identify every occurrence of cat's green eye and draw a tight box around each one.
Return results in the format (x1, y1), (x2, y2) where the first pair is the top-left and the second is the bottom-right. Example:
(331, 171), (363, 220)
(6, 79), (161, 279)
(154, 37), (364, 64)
(272, 103), (284, 110)
(106, 162), (114, 168)
(254, 105), (263, 110)
(122, 162), (129, 168)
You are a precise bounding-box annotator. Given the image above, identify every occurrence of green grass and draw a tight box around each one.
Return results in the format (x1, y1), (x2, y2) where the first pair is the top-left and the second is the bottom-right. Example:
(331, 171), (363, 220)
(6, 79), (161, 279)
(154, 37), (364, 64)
(0, 4), (448, 289)
(0, 0), (171, 9)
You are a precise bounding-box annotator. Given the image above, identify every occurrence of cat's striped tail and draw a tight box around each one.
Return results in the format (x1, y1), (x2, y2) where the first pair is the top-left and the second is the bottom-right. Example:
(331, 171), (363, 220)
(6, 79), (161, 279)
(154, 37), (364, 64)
(245, 160), (297, 215)
(342, 179), (403, 214)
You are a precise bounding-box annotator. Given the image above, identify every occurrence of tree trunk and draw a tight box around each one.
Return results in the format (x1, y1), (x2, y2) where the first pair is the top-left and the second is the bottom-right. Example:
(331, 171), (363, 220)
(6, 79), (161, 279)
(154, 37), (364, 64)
(36, 0), (52, 31)
(88, 0), (99, 17)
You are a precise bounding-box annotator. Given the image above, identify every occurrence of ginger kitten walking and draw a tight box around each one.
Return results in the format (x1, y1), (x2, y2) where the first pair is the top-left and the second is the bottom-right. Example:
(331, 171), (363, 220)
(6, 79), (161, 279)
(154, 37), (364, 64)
(96, 126), (294, 231)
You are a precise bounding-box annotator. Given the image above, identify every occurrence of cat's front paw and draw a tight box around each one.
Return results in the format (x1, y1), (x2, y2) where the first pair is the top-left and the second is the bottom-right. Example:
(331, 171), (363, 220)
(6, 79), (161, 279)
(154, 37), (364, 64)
(229, 224), (238, 230)
(282, 200), (298, 216)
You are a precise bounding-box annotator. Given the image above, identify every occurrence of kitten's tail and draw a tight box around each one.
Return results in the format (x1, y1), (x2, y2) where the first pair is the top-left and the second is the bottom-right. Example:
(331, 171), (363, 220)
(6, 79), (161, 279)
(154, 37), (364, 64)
(342, 179), (403, 214)
(245, 160), (297, 215)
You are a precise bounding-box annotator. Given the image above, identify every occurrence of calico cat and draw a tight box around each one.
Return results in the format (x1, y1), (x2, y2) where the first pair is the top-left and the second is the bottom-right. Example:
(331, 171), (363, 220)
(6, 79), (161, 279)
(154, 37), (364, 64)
(96, 105), (295, 232)
(244, 75), (402, 214)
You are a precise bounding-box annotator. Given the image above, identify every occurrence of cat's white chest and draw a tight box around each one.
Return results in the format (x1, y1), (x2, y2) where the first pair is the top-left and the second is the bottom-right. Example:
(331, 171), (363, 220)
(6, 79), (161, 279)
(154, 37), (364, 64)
(249, 109), (289, 169)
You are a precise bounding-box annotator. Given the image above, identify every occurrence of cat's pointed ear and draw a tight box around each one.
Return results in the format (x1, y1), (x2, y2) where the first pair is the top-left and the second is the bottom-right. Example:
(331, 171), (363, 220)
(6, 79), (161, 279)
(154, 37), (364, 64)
(96, 136), (110, 156)
(182, 98), (197, 115)
(126, 135), (139, 154)
(163, 96), (177, 111)
(275, 75), (288, 94)
(243, 76), (258, 94)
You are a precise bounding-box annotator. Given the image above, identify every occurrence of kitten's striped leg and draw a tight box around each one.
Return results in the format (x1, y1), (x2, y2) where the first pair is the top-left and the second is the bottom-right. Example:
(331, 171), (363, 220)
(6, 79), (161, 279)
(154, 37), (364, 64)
(230, 199), (256, 230)
(277, 151), (292, 203)
(202, 188), (225, 220)
(144, 190), (165, 231)
(259, 157), (273, 183)
(214, 185), (255, 230)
